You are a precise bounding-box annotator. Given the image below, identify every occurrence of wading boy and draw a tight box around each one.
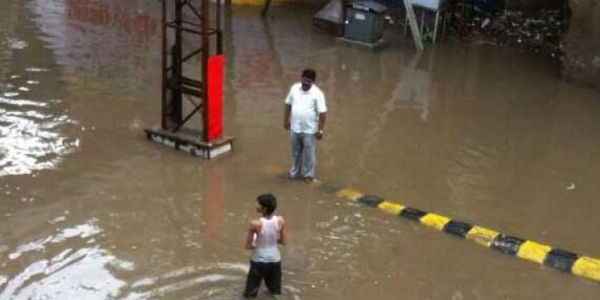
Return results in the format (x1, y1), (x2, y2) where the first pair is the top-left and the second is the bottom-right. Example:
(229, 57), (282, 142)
(244, 194), (287, 298)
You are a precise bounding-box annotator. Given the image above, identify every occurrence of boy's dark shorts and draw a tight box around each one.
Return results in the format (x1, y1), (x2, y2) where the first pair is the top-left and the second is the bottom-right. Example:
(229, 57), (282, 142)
(243, 260), (281, 298)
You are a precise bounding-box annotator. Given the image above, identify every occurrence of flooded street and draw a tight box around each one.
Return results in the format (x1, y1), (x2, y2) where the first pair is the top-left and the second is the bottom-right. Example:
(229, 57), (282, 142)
(1, 0), (600, 299)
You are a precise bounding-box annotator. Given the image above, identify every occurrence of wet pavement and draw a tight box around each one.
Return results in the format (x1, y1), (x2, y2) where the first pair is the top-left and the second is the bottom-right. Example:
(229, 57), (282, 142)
(1, 0), (600, 299)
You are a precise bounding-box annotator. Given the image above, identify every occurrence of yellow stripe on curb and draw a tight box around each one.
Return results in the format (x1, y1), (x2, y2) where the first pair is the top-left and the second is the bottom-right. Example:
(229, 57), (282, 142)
(466, 226), (500, 248)
(517, 241), (552, 264)
(335, 187), (364, 201)
(572, 256), (600, 282)
(420, 213), (451, 231)
(327, 183), (600, 283)
(377, 201), (405, 215)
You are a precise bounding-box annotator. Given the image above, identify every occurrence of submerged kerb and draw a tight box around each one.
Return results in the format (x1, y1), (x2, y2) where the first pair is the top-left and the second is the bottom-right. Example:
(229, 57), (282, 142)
(325, 183), (600, 283)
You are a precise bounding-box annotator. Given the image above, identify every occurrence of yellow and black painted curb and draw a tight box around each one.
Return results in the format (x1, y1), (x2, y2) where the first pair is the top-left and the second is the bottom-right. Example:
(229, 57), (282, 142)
(311, 180), (600, 283)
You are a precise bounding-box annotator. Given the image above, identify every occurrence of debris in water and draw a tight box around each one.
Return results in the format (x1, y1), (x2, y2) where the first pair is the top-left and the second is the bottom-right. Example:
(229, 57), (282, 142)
(566, 182), (575, 191)
(452, 8), (566, 58)
(481, 18), (491, 29)
(7, 39), (29, 50)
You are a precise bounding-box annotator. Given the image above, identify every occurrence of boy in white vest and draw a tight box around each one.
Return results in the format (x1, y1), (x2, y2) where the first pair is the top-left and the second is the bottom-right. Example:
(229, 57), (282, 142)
(244, 194), (287, 298)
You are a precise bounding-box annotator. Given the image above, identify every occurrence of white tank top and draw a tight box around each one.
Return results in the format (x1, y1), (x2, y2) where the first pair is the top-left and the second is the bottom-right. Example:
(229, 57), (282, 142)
(251, 216), (281, 263)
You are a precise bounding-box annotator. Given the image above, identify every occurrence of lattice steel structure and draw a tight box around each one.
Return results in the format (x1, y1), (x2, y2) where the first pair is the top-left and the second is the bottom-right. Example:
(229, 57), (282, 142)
(161, 0), (223, 139)
(146, 0), (232, 159)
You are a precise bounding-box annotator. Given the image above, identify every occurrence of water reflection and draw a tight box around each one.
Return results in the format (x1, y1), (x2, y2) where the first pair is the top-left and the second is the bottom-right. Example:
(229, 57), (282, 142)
(119, 263), (247, 300)
(0, 66), (75, 176)
(0, 96), (78, 176)
(392, 50), (431, 122)
(8, 219), (101, 260)
(0, 0), (80, 176)
(0, 219), (130, 300)
(0, 78), (77, 176)
(205, 167), (225, 240)
(29, 0), (160, 81)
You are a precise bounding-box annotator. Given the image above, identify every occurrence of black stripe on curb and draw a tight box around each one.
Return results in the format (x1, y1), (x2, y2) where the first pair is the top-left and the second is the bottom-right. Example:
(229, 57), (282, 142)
(491, 235), (525, 256)
(324, 184), (600, 282)
(399, 207), (427, 221)
(544, 248), (579, 272)
(358, 195), (384, 207)
(443, 221), (473, 238)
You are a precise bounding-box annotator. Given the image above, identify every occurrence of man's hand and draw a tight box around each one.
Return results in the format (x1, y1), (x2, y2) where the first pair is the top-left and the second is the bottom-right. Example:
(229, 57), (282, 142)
(316, 130), (324, 140)
(317, 113), (326, 140)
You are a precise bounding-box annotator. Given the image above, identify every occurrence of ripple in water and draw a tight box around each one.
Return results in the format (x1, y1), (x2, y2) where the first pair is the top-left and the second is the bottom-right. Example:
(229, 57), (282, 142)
(120, 263), (248, 300)
(6, 38), (29, 50)
(0, 219), (131, 300)
(0, 95), (79, 176)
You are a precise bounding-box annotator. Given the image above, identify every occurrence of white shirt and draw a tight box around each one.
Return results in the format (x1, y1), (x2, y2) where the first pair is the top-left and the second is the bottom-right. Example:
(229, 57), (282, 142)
(285, 83), (327, 134)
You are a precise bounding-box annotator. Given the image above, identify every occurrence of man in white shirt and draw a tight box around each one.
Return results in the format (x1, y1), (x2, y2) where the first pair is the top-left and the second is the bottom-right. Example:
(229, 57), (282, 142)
(283, 68), (327, 183)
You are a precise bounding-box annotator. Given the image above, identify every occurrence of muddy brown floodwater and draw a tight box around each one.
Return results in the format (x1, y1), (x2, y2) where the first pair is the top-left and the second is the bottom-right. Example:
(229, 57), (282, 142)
(1, 0), (600, 299)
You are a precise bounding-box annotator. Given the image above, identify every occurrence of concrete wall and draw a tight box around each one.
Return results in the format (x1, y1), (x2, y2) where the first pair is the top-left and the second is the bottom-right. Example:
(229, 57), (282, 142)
(562, 0), (600, 90)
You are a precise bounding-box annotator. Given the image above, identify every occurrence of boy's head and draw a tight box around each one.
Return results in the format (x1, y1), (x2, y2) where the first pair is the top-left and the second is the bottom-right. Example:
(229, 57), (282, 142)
(256, 193), (277, 215)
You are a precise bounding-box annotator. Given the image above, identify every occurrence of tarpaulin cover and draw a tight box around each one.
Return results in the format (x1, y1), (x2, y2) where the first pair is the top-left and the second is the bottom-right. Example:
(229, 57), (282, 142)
(313, 0), (344, 24)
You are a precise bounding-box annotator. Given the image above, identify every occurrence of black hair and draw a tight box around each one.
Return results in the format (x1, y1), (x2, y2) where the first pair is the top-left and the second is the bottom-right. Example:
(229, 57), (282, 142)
(302, 68), (316, 81)
(257, 193), (277, 215)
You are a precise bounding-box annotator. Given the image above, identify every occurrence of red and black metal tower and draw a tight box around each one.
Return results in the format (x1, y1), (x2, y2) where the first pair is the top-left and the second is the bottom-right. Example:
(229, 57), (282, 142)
(147, 0), (233, 159)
